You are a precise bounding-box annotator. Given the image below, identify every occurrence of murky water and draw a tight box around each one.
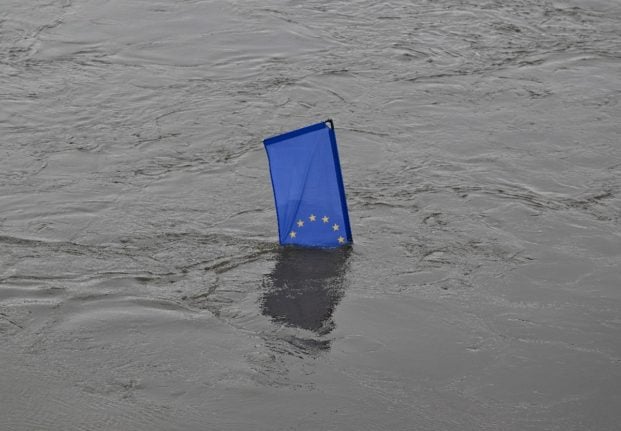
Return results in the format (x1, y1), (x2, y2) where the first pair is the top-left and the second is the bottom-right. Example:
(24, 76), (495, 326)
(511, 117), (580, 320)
(1, 0), (620, 429)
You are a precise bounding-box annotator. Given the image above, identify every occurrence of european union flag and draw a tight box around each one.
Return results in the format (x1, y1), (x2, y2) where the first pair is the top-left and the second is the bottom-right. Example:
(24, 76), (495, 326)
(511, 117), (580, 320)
(264, 120), (353, 247)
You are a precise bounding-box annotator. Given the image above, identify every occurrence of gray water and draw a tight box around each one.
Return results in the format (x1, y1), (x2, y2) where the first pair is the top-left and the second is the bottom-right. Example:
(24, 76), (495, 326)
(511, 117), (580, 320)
(1, 0), (620, 429)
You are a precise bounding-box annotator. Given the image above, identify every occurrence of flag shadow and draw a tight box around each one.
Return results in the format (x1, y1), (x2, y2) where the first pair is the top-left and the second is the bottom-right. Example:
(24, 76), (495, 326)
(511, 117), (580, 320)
(261, 246), (351, 337)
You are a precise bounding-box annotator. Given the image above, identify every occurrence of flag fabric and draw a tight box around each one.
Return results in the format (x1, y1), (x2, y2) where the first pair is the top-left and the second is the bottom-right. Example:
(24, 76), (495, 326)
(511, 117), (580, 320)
(263, 120), (352, 247)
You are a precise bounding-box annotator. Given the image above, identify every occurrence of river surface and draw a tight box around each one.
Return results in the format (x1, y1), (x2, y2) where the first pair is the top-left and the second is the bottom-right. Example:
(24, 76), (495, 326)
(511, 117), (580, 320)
(1, 0), (620, 430)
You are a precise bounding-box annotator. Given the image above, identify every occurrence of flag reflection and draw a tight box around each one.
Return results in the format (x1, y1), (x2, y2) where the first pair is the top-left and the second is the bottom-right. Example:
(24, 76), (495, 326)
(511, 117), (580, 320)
(261, 247), (351, 335)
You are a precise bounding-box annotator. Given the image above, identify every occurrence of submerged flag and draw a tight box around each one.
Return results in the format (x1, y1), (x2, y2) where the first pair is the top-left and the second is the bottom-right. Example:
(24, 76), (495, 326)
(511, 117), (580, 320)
(263, 120), (352, 247)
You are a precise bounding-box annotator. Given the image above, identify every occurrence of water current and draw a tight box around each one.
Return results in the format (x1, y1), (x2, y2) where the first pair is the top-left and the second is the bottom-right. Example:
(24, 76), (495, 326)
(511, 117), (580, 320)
(1, 0), (620, 429)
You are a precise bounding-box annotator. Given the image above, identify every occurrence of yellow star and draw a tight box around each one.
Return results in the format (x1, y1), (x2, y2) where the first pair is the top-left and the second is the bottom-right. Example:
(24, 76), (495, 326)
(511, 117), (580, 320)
(309, 214), (316, 222)
(297, 219), (304, 227)
(290, 231), (297, 238)
(322, 216), (329, 223)
(337, 236), (345, 244)
(332, 223), (339, 231)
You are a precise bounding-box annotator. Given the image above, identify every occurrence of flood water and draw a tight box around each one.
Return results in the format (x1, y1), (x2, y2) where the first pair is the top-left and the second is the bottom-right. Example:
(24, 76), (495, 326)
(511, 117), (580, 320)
(1, 0), (620, 429)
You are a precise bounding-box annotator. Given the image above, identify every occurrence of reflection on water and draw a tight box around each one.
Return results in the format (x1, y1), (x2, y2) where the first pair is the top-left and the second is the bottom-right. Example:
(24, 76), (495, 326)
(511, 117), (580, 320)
(2, 0), (620, 428)
(262, 247), (351, 335)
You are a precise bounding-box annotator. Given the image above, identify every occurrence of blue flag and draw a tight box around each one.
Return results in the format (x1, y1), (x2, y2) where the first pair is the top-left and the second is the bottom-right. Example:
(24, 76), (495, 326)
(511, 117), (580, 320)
(264, 120), (353, 247)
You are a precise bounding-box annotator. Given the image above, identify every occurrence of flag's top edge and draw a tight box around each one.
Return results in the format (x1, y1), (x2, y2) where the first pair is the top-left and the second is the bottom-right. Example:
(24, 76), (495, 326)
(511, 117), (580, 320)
(263, 121), (329, 146)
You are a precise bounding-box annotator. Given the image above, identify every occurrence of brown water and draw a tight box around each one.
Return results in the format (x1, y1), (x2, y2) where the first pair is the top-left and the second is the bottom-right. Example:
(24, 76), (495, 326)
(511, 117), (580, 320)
(1, 0), (620, 429)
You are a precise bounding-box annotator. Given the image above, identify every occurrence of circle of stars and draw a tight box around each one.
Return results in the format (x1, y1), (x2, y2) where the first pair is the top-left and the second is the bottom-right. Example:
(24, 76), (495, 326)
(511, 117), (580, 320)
(288, 213), (346, 245)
